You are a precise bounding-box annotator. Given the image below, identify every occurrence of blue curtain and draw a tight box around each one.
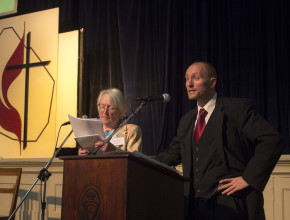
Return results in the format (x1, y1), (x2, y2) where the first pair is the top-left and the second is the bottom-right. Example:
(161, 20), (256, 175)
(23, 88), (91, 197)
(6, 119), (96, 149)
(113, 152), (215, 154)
(15, 0), (290, 154)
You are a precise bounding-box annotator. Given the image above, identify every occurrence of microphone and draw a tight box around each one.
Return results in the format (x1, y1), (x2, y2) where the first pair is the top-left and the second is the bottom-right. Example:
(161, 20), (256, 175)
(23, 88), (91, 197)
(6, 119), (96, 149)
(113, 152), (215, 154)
(134, 93), (171, 103)
(61, 115), (88, 126)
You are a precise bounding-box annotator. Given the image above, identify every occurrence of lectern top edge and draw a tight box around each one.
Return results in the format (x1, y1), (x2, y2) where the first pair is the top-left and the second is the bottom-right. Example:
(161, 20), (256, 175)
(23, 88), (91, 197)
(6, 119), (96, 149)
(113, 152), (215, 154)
(60, 152), (189, 182)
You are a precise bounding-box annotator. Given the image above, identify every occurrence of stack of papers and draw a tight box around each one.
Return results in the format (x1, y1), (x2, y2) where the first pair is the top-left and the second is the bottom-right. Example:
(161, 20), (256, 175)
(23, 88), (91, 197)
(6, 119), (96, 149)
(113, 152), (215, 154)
(68, 115), (104, 151)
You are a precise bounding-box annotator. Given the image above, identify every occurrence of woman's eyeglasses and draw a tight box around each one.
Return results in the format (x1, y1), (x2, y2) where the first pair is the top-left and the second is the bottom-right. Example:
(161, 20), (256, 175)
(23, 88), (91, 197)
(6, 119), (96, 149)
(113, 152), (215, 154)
(98, 104), (118, 113)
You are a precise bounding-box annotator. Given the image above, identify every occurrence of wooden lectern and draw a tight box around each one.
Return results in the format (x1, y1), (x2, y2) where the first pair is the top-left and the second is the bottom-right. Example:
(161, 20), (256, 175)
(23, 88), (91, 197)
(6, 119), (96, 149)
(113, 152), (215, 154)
(61, 153), (187, 220)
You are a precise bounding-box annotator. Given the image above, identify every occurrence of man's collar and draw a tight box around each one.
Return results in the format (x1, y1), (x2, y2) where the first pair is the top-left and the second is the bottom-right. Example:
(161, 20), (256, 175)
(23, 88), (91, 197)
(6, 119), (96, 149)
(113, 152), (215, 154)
(197, 92), (217, 113)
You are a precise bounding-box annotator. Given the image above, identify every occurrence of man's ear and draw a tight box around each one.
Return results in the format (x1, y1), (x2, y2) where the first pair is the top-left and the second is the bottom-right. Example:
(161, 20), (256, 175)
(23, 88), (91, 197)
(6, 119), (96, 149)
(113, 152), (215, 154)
(210, 77), (216, 88)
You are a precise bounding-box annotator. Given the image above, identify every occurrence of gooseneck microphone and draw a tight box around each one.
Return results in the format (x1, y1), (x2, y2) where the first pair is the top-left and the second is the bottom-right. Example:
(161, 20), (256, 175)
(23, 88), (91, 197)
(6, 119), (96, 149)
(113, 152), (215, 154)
(62, 121), (70, 126)
(134, 93), (171, 103)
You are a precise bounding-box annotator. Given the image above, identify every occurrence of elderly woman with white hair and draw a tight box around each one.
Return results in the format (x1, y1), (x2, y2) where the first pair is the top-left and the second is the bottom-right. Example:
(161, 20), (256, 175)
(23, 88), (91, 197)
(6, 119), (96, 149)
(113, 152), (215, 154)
(78, 88), (142, 155)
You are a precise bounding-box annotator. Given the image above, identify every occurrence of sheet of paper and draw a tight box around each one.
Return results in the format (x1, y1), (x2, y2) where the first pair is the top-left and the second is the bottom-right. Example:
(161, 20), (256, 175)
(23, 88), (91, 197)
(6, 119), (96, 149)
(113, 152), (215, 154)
(75, 134), (103, 151)
(68, 114), (104, 138)
(68, 115), (105, 150)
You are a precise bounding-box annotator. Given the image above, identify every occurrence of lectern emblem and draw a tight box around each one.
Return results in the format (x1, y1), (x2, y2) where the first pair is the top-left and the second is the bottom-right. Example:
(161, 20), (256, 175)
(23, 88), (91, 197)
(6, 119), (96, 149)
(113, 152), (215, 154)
(79, 184), (104, 220)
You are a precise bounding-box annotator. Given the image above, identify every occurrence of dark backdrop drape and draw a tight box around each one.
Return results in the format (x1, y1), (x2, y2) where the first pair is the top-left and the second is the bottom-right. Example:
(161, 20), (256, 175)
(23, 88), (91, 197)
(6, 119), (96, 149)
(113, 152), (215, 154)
(12, 0), (290, 154)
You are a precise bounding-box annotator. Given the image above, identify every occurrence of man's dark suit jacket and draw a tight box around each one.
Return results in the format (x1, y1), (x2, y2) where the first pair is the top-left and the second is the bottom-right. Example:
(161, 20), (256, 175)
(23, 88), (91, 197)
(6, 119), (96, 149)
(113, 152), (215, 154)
(156, 96), (284, 219)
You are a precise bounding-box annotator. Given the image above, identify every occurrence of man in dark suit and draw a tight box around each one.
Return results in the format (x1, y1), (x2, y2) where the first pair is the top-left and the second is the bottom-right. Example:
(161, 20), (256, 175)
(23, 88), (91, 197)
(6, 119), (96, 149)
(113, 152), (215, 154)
(155, 61), (284, 220)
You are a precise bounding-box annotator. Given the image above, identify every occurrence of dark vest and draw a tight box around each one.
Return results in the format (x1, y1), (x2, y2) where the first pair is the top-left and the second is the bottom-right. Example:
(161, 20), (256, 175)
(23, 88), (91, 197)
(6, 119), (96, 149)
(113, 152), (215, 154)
(191, 111), (229, 198)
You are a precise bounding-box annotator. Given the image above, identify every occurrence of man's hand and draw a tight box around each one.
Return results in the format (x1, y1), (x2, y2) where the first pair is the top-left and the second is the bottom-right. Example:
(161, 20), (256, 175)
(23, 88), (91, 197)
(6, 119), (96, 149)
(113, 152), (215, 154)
(218, 176), (249, 196)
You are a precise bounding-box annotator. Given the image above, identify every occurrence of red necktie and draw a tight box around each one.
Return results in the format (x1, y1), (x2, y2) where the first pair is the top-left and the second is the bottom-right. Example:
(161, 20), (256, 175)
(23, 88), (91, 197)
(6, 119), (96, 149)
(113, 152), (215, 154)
(194, 108), (208, 143)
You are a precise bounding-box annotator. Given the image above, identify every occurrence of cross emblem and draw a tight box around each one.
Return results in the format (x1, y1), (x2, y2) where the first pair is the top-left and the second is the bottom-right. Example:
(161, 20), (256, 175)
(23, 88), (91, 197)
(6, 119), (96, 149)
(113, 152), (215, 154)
(6, 32), (50, 149)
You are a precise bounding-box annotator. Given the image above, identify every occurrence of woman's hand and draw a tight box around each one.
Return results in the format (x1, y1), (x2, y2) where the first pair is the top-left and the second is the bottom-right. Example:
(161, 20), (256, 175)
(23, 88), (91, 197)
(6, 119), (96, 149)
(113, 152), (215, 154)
(94, 140), (107, 151)
(94, 138), (116, 152)
(78, 147), (89, 156)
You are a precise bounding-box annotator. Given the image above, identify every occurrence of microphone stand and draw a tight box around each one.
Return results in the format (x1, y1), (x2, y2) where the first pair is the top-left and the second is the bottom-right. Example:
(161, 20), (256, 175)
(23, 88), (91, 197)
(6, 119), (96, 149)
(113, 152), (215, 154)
(8, 130), (73, 220)
(89, 100), (147, 155)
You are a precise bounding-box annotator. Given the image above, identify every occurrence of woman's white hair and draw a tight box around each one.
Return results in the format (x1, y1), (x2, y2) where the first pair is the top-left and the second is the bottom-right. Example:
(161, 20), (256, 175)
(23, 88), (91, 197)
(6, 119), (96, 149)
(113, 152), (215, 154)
(97, 88), (127, 116)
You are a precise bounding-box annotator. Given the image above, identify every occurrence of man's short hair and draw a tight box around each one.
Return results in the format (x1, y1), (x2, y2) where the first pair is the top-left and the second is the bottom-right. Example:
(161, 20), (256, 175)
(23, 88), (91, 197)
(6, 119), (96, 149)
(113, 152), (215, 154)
(203, 62), (217, 78)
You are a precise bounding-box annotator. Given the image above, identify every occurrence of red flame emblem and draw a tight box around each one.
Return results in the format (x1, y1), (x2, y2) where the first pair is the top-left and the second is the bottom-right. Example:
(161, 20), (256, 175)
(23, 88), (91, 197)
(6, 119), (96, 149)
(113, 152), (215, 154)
(0, 32), (25, 149)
